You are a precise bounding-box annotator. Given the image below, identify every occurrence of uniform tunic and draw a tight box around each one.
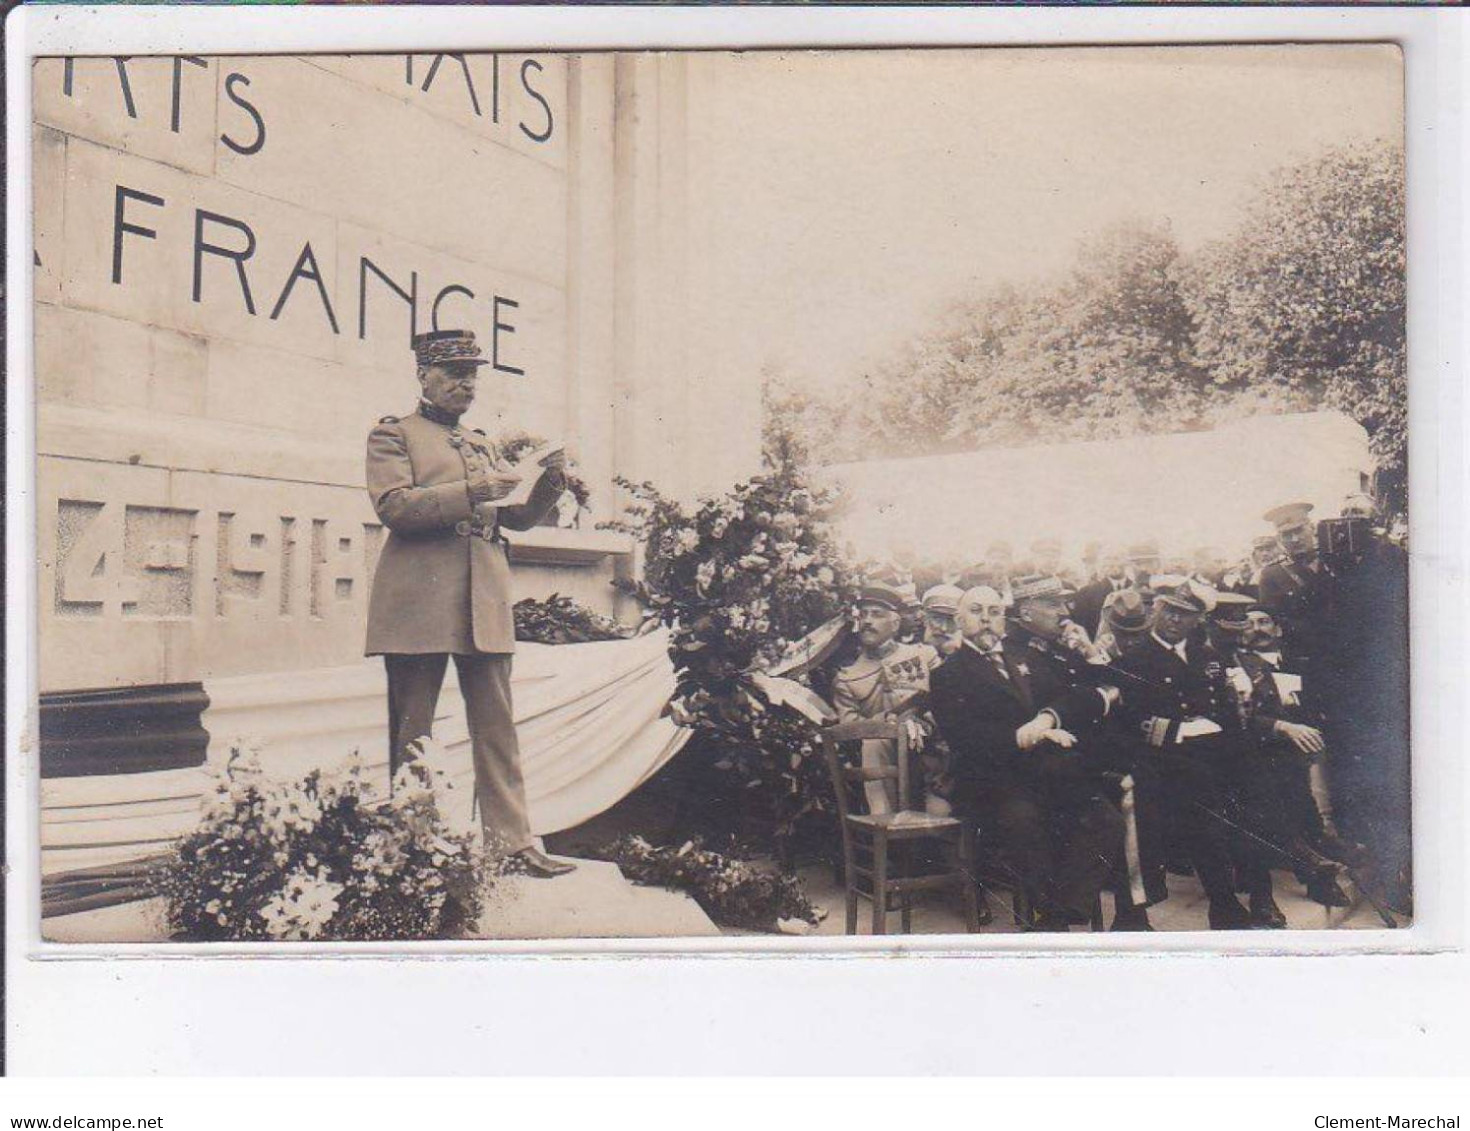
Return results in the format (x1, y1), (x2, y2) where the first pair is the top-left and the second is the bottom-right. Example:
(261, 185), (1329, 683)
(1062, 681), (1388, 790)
(364, 409), (566, 656)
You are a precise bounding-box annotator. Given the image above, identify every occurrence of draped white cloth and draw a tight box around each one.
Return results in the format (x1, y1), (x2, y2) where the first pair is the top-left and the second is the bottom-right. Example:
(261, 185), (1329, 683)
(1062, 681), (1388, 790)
(41, 631), (688, 882)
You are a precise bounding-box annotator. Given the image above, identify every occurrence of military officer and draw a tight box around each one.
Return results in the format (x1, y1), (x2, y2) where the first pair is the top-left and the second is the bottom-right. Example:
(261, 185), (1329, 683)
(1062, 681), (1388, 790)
(1111, 578), (1267, 929)
(1257, 502), (1333, 675)
(365, 329), (574, 878)
(831, 580), (939, 815)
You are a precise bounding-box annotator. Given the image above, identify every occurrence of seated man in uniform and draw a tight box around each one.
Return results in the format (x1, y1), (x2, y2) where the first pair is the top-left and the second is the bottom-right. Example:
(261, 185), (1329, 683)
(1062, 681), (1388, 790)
(929, 579), (1126, 931)
(830, 581), (939, 816)
(1111, 578), (1268, 929)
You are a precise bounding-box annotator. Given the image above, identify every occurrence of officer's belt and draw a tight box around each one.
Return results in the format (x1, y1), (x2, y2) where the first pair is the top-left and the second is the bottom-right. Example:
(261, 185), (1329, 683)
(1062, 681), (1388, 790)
(454, 518), (504, 543)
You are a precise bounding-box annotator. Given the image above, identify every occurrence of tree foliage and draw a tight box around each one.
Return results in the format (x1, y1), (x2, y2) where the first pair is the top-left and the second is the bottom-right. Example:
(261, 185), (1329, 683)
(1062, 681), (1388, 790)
(770, 141), (1407, 512)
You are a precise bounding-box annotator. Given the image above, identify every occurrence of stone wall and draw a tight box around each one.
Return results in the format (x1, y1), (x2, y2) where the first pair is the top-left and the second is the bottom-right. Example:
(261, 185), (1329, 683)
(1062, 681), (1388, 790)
(33, 52), (762, 695)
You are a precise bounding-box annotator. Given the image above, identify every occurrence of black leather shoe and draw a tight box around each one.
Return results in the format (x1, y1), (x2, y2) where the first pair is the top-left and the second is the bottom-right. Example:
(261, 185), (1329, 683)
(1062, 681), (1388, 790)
(511, 847), (577, 879)
(1306, 871), (1352, 908)
(1248, 893), (1288, 929)
(1110, 906), (1155, 932)
(1207, 897), (1259, 930)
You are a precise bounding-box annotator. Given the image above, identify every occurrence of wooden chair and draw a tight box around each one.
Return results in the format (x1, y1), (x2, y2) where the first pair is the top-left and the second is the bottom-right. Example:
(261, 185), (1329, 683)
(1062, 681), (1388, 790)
(820, 716), (983, 935)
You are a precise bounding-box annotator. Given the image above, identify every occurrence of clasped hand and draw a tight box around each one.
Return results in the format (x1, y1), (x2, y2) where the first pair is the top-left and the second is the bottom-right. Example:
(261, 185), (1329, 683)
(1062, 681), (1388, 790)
(1016, 712), (1077, 752)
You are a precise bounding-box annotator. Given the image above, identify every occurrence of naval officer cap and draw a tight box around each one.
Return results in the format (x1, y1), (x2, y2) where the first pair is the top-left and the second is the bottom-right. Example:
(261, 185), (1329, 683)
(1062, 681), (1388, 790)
(1155, 576), (1216, 615)
(413, 329), (492, 368)
(1208, 591), (1256, 632)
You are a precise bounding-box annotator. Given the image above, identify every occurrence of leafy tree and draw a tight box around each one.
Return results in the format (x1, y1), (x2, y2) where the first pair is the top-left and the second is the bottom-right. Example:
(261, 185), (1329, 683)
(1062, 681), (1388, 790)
(772, 140), (1408, 516)
(1186, 141), (1407, 510)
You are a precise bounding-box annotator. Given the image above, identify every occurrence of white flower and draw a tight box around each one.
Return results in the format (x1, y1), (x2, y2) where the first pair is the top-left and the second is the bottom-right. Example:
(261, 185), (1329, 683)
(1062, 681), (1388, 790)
(710, 517), (730, 540)
(258, 866), (344, 941)
(695, 560), (717, 593)
(674, 528), (700, 555)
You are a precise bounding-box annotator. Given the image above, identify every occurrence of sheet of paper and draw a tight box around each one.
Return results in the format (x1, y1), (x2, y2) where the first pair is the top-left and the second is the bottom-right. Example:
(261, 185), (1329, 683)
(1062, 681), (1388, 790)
(495, 440), (565, 507)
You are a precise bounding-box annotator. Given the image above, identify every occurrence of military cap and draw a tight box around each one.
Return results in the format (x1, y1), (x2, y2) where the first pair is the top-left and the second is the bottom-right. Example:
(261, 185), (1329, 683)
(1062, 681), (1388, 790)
(857, 580), (908, 613)
(1263, 501), (1314, 532)
(1209, 591), (1256, 632)
(1010, 573), (1076, 603)
(1126, 539), (1161, 562)
(1031, 537), (1062, 555)
(413, 329), (491, 368)
(1251, 534), (1280, 551)
(984, 540), (1014, 559)
(921, 583), (964, 616)
(1103, 588), (1150, 635)
(1155, 577), (1216, 615)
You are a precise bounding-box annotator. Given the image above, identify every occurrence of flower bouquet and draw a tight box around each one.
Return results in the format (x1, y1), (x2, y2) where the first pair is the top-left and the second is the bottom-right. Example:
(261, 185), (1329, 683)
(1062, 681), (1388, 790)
(603, 834), (824, 934)
(152, 741), (489, 942)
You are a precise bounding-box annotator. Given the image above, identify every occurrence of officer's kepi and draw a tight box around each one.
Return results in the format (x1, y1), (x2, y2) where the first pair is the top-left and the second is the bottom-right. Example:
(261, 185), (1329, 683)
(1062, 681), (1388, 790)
(857, 581), (907, 612)
(413, 329), (492, 368)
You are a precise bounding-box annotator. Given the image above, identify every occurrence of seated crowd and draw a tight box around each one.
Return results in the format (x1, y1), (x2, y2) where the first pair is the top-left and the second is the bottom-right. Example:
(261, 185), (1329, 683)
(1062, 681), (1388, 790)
(824, 493), (1410, 931)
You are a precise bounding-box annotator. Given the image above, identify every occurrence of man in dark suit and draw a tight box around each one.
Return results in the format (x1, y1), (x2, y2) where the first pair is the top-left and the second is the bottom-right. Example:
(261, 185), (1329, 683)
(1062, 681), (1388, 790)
(1209, 599), (1353, 909)
(1111, 579), (1266, 929)
(1073, 548), (1128, 640)
(929, 578), (1125, 931)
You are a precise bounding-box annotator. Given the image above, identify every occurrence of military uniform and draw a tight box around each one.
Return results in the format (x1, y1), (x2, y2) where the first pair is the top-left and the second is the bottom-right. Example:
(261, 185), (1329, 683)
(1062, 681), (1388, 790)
(365, 331), (567, 855)
(1112, 625), (1258, 914)
(831, 637), (937, 814)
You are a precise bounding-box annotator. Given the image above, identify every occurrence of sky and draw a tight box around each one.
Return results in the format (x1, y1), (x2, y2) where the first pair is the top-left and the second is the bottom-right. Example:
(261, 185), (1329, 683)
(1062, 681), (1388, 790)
(683, 44), (1403, 395)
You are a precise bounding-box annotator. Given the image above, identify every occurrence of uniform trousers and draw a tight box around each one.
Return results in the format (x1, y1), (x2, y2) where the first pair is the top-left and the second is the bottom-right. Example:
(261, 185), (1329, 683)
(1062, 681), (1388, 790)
(1153, 738), (1250, 904)
(384, 652), (533, 854)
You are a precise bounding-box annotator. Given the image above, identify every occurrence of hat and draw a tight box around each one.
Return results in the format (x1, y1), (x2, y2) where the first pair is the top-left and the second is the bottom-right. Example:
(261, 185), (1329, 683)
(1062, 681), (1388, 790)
(1341, 493), (1378, 519)
(1209, 591), (1255, 632)
(1263, 502), (1314, 532)
(1251, 534), (1280, 550)
(1031, 537), (1062, 556)
(1155, 577), (1215, 615)
(857, 581), (907, 613)
(921, 584), (964, 617)
(1010, 573), (1076, 603)
(985, 540), (1014, 559)
(413, 329), (491, 368)
(1126, 540), (1161, 562)
(1103, 588), (1150, 635)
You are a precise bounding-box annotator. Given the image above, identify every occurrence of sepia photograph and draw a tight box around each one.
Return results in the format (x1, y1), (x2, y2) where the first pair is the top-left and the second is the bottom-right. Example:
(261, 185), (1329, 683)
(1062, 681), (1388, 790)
(30, 42), (1411, 946)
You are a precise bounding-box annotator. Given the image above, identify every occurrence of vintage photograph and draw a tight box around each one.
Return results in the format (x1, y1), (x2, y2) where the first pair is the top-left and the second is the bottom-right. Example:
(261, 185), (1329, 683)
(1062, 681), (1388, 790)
(32, 44), (1409, 944)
